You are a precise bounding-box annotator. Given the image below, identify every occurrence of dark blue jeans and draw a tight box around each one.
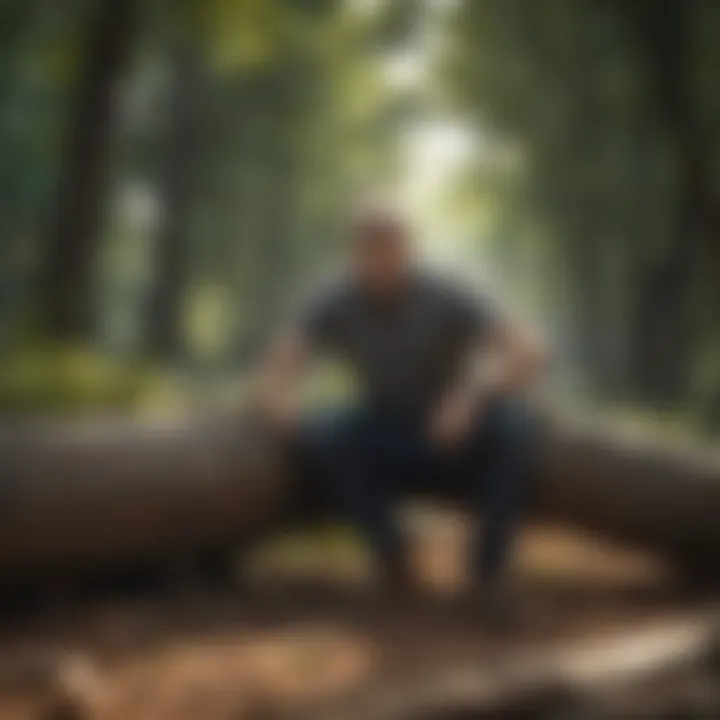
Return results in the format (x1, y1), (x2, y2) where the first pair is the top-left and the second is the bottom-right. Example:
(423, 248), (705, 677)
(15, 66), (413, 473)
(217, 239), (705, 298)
(302, 398), (534, 584)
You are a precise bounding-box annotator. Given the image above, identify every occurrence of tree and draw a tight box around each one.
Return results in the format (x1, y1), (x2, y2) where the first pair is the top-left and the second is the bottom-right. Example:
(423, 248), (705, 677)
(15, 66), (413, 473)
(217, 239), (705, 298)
(38, 0), (140, 341)
(440, 0), (720, 422)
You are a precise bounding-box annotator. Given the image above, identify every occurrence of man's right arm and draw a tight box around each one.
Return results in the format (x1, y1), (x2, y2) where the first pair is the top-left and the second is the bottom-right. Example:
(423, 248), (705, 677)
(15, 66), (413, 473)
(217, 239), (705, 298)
(253, 328), (311, 432)
(253, 282), (341, 430)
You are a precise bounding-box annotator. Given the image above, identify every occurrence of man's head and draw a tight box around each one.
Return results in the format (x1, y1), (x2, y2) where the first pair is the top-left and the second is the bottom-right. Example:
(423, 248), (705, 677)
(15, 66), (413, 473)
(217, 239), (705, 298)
(349, 203), (414, 296)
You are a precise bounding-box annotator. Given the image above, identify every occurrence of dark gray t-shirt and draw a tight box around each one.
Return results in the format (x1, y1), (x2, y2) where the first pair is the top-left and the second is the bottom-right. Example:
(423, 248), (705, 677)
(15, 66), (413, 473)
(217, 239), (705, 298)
(301, 271), (497, 413)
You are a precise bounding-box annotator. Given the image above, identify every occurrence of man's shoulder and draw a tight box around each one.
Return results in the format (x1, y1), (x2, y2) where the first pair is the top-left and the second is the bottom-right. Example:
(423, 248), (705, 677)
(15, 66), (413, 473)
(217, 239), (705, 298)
(414, 268), (486, 306)
(414, 268), (500, 335)
(306, 273), (357, 316)
(321, 272), (356, 299)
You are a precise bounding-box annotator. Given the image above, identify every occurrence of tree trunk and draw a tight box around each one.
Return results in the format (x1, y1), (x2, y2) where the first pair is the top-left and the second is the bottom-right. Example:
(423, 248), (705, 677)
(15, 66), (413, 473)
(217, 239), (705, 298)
(145, 47), (204, 361)
(0, 410), (719, 577)
(632, 209), (696, 404)
(38, 0), (139, 342)
(622, 0), (718, 405)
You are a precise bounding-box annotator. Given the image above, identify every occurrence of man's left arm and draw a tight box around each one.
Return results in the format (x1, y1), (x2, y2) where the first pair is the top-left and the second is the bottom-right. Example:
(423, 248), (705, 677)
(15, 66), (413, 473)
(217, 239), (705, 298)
(470, 313), (550, 398)
(430, 313), (549, 447)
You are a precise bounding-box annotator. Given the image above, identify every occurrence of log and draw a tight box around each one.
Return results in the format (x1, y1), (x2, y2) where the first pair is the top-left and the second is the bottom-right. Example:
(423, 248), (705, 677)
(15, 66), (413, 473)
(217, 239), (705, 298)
(0, 415), (288, 576)
(532, 415), (720, 563)
(0, 410), (718, 577)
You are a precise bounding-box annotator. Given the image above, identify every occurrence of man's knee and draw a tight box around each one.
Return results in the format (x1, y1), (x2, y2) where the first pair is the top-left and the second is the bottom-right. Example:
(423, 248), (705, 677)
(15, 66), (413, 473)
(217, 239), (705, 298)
(300, 407), (370, 468)
(482, 397), (536, 449)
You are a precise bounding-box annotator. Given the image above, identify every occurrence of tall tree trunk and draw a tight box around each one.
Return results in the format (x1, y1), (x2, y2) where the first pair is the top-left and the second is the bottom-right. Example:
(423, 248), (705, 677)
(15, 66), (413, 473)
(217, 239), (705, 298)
(38, 0), (139, 341)
(632, 224), (696, 404)
(145, 47), (204, 361)
(622, 0), (717, 404)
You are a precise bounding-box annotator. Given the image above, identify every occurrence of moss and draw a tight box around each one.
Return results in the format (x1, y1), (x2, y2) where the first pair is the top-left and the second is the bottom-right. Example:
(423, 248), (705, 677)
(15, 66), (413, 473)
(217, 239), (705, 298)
(0, 343), (156, 415)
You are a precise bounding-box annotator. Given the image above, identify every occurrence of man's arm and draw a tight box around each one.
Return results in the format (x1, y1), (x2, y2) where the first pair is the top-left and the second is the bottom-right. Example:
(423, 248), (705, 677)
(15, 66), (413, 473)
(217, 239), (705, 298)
(253, 283), (338, 430)
(253, 328), (311, 432)
(430, 314), (549, 446)
(467, 313), (550, 399)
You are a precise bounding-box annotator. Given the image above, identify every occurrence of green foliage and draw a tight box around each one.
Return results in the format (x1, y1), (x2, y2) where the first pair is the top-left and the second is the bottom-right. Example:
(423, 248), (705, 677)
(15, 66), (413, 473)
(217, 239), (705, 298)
(0, 344), (153, 414)
(440, 0), (720, 424)
(5, 0), (717, 433)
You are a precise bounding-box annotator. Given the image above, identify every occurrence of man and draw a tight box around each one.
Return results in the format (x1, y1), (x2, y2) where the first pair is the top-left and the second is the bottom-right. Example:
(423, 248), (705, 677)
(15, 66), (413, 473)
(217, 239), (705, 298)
(256, 204), (547, 599)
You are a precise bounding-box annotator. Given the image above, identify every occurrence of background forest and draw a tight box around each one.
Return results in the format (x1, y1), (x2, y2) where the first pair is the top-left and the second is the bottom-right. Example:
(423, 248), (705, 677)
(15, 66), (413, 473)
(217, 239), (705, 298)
(1, 0), (719, 437)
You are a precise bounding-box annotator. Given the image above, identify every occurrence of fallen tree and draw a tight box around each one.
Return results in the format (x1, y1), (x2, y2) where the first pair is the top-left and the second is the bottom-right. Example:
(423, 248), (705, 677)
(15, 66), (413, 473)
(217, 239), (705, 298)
(0, 410), (718, 578)
(0, 414), (289, 576)
(531, 415), (720, 567)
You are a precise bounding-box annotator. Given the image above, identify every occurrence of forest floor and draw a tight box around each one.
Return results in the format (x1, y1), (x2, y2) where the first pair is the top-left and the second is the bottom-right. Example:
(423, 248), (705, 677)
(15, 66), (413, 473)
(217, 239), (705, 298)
(0, 508), (718, 719)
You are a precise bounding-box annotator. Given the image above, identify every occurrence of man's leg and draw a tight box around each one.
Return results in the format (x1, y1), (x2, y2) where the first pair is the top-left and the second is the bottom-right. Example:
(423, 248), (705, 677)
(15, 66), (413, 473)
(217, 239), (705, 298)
(302, 407), (406, 580)
(466, 398), (536, 586)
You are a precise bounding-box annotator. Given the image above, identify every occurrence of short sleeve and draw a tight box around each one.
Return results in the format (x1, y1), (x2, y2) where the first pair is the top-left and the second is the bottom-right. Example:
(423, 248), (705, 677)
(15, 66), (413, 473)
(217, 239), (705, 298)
(445, 281), (499, 345)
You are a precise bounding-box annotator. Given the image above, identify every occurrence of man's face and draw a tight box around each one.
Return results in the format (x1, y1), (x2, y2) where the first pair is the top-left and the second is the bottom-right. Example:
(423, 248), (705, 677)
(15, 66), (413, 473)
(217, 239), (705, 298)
(352, 214), (412, 295)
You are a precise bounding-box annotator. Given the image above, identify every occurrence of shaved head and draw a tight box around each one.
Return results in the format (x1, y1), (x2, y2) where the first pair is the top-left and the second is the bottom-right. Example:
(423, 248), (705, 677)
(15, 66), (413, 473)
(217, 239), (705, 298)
(349, 201), (415, 295)
(351, 202), (409, 243)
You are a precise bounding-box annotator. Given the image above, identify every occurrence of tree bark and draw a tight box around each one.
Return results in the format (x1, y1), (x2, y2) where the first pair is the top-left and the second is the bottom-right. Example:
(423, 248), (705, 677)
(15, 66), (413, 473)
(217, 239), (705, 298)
(621, 0), (718, 404)
(38, 0), (140, 342)
(0, 410), (719, 577)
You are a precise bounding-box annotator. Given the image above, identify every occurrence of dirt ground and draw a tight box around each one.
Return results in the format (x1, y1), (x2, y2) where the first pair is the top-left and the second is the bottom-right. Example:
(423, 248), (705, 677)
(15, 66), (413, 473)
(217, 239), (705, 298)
(0, 510), (716, 720)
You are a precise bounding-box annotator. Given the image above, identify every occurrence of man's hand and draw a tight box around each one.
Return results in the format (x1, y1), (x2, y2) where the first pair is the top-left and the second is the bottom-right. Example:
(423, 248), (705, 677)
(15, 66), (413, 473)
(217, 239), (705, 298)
(254, 387), (302, 435)
(429, 387), (480, 448)
(428, 312), (549, 448)
(252, 330), (308, 435)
